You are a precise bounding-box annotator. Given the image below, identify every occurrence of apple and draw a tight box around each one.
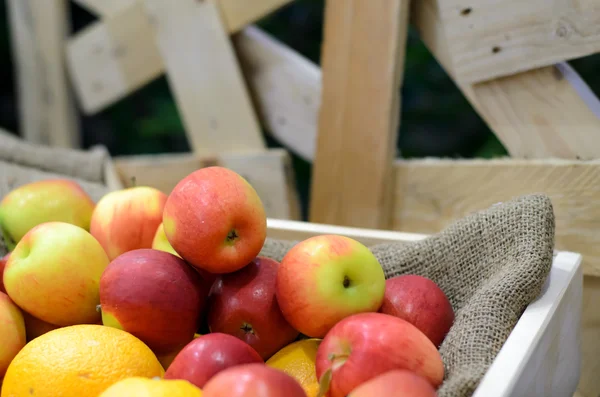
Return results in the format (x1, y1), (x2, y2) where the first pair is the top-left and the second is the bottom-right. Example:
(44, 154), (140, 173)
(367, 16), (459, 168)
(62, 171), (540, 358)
(3, 222), (110, 326)
(0, 252), (9, 293)
(380, 275), (455, 347)
(90, 186), (167, 260)
(0, 292), (26, 378)
(156, 333), (202, 370)
(22, 311), (60, 342)
(164, 332), (264, 389)
(347, 370), (437, 397)
(202, 363), (307, 397)
(152, 222), (180, 257)
(162, 166), (267, 274)
(315, 312), (444, 397)
(276, 235), (386, 338)
(207, 256), (299, 359)
(99, 249), (209, 354)
(0, 179), (95, 249)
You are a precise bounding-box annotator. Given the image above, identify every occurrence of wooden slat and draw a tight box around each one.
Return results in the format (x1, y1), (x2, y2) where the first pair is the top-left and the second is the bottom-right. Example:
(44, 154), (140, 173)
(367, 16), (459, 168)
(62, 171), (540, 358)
(435, 0), (600, 84)
(141, 0), (265, 154)
(413, 0), (600, 160)
(308, 0), (410, 229)
(65, 0), (293, 114)
(579, 275), (600, 397)
(7, 0), (80, 148)
(72, 0), (136, 17)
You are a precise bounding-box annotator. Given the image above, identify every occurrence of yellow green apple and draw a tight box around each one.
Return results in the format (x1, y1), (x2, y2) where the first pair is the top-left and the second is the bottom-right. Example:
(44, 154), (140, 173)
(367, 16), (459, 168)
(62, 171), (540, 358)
(0, 179), (95, 250)
(90, 186), (167, 260)
(152, 222), (180, 257)
(0, 292), (26, 378)
(3, 222), (110, 326)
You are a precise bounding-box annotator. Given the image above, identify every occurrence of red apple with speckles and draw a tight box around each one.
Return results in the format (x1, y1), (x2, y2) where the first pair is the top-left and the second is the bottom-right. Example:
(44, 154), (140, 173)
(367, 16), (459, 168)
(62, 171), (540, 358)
(99, 249), (210, 354)
(207, 256), (299, 360)
(202, 363), (307, 397)
(164, 333), (263, 389)
(316, 312), (444, 397)
(380, 275), (454, 347)
(0, 252), (10, 293)
(162, 166), (267, 274)
(348, 370), (438, 397)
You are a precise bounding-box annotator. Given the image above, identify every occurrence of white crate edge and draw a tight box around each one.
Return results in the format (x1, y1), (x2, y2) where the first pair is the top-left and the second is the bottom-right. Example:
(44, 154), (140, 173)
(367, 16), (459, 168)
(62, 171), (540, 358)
(266, 218), (582, 397)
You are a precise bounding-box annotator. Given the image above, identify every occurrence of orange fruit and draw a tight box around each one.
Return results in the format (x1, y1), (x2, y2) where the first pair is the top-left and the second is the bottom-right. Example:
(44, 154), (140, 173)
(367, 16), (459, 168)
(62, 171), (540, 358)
(99, 376), (202, 397)
(1, 324), (164, 397)
(266, 338), (322, 397)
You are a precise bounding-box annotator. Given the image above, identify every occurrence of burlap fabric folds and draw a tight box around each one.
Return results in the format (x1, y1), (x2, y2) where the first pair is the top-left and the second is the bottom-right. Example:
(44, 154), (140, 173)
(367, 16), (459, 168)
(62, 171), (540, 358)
(260, 194), (555, 397)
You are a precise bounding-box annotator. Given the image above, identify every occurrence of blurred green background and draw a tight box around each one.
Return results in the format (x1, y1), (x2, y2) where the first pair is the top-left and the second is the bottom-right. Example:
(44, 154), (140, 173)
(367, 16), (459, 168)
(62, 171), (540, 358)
(0, 1), (598, 218)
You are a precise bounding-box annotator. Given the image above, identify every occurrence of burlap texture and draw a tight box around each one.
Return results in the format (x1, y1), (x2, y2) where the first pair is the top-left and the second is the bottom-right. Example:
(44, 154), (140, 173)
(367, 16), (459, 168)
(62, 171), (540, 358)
(259, 194), (555, 397)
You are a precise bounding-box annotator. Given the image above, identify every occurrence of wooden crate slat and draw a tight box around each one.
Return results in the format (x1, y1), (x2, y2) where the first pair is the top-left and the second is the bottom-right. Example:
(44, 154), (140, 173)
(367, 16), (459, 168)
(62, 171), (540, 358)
(72, 0), (136, 17)
(65, 0), (293, 115)
(435, 0), (600, 84)
(7, 0), (80, 148)
(308, 0), (410, 230)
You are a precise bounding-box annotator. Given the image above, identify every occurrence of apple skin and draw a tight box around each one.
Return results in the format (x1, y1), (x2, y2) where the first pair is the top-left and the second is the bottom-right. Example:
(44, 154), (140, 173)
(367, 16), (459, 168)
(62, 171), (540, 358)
(0, 252), (10, 293)
(207, 256), (299, 360)
(347, 370), (437, 397)
(156, 333), (202, 370)
(380, 275), (455, 347)
(152, 222), (180, 257)
(90, 186), (167, 260)
(0, 179), (95, 250)
(202, 363), (308, 397)
(0, 292), (26, 378)
(162, 166), (267, 274)
(275, 235), (386, 338)
(21, 311), (60, 342)
(164, 332), (264, 389)
(3, 222), (110, 326)
(99, 249), (210, 354)
(315, 312), (444, 397)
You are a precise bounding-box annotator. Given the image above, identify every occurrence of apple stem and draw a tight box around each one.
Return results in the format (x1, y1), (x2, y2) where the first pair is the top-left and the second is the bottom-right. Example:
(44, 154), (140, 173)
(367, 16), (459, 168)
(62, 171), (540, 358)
(96, 304), (102, 313)
(240, 322), (254, 335)
(317, 368), (332, 397)
(226, 229), (238, 244)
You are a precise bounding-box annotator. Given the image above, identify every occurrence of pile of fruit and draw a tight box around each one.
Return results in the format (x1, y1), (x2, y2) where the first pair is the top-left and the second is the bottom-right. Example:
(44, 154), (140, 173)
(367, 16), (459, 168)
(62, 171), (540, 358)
(0, 166), (455, 397)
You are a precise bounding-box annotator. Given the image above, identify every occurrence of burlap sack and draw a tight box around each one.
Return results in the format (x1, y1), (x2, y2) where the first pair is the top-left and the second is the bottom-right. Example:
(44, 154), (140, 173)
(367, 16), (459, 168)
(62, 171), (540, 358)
(259, 194), (555, 397)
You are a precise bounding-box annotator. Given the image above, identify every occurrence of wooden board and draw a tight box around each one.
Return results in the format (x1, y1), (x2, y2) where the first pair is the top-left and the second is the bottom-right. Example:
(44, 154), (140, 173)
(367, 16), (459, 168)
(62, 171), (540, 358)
(65, 0), (293, 114)
(72, 0), (136, 17)
(435, 0), (600, 84)
(308, 0), (410, 230)
(142, 0), (265, 154)
(579, 275), (600, 397)
(7, 0), (80, 148)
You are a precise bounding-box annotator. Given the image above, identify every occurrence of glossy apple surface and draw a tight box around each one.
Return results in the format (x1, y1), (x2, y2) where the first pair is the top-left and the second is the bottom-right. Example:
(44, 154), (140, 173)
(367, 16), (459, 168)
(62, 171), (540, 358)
(348, 370), (437, 397)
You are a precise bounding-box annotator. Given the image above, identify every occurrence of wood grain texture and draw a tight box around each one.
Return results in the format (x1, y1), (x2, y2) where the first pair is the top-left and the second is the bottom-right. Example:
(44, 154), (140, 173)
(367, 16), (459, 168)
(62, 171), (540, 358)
(308, 0), (410, 229)
(436, 0), (600, 84)
(413, 0), (600, 160)
(7, 0), (80, 148)
(142, 0), (265, 154)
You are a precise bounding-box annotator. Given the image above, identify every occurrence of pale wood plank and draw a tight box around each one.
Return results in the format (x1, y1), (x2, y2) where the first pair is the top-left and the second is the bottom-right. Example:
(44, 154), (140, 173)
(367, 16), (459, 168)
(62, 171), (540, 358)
(308, 0), (410, 229)
(141, 0), (265, 154)
(7, 0), (80, 148)
(65, 0), (293, 115)
(578, 275), (600, 397)
(435, 0), (600, 84)
(72, 0), (136, 17)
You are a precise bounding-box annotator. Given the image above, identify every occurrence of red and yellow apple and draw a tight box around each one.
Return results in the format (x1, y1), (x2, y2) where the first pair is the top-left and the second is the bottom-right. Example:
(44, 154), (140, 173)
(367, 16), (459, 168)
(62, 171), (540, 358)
(276, 235), (386, 338)
(152, 222), (180, 257)
(347, 370), (437, 397)
(165, 332), (263, 388)
(156, 333), (202, 370)
(0, 292), (26, 378)
(202, 363), (308, 397)
(162, 166), (267, 274)
(0, 252), (9, 293)
(3, 222), (110, 326)
(0, 179), (95, 250)
(90, 186), (167, 260)
(22, 311), (60, 342)
(380, 275), (455, 347)
(207, 256), (299, 359)
(315, 312), (444, 397)
(99, 248), (209, 354)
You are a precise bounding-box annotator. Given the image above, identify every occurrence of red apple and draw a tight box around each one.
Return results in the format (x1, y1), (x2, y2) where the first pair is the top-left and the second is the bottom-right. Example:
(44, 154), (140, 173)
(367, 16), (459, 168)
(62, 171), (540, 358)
(0, 252), (10, 293)
(380, 275), (454, 347)
(202, 363), (307, 397)
(276, 235), (386, 338)
(348, 370), (437, 397)
(162, 166), (267, 274)
(99, 249), (209, 354)
(316, 312), (444, 397)
(207, 256), (299, 359)
(164, 332), (263, 388)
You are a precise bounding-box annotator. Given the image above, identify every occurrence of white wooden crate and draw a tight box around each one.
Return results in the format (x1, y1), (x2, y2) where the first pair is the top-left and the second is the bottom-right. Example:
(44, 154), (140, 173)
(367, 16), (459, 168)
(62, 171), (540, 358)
(266, 219), (583, 397)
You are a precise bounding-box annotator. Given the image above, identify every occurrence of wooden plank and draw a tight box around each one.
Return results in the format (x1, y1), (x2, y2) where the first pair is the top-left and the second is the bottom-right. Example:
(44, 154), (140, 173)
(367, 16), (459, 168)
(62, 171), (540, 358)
(7, 0), (80, 148)
(308, 0), (410, 229)
(72, 0), (136, 17)
(435, 0), (600, 84)
(392, 158), (600, 277)
(65, 0), (293, 115)
(141, 0), (265, 154)
(579, 275), (600, 397)
(413, 0), (600, 160)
